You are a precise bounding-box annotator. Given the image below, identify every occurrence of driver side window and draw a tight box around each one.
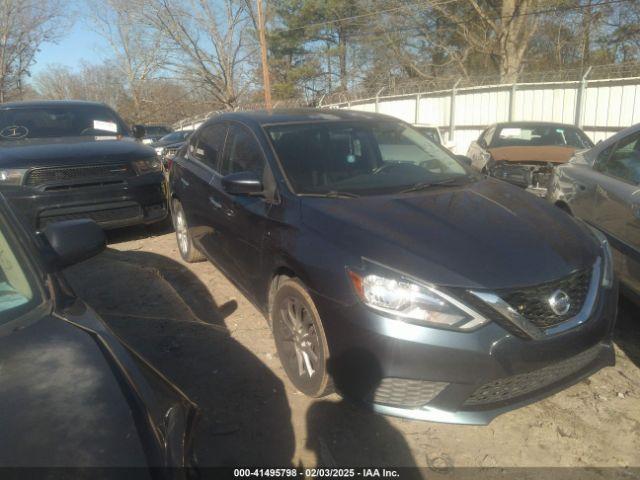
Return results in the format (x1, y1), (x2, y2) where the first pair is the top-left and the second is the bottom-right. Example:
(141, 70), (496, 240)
(220, 124), (265, 176)
(596, 132), (640, 185)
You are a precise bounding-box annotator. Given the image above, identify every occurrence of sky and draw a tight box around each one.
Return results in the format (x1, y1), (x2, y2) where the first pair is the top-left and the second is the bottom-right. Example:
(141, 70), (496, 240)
(31, 18), (109, 77)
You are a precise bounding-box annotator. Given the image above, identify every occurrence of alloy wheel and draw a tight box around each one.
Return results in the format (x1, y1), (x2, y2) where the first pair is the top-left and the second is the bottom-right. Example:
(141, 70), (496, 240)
(278, 296), (321, 379)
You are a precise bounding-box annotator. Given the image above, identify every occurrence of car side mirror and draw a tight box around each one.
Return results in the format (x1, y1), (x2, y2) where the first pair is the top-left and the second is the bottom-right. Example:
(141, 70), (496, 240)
(41, 219), (106, 271)
(455, 155), (473, 166)
(132, 125), (146, 139)
(478, 139), (487, 149)
(222, 171), (263, 196)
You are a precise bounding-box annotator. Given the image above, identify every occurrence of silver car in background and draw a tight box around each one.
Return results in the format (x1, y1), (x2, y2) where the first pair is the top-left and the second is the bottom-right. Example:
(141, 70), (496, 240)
(547, 123), (640, 300)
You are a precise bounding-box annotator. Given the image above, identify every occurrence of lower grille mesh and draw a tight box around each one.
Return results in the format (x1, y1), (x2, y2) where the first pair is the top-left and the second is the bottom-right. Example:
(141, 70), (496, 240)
(372, 378), (448, 408)
(463, 345), (601, 407)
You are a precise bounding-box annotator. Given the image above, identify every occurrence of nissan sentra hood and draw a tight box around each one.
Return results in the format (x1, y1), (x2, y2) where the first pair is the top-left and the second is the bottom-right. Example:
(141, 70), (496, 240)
(488, 146), (576, 164)
(0, 136), (156, 168)
(300, 178), (600, 290)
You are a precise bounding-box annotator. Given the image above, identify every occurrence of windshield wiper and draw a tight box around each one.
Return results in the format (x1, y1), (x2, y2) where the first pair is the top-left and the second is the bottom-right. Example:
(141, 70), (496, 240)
(304, 190), (360, 198)
(400, 176), (472, 194)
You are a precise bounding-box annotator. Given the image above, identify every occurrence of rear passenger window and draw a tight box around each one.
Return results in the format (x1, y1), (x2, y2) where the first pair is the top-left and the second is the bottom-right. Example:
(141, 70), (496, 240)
(189, 123), (227, 170)
(220, 124), (265, 176)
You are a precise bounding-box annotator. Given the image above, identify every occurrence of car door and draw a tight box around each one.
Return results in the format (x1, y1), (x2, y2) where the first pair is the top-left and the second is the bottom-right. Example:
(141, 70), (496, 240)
(591, 130), (640, 293)
(213, 122), (274, 294)
(178, 122), (229, 265)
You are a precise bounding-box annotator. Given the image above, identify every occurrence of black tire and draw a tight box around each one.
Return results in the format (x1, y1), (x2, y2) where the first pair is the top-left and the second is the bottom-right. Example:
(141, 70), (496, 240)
(172, 199), (205, 263)
(271, 278), (332, 397)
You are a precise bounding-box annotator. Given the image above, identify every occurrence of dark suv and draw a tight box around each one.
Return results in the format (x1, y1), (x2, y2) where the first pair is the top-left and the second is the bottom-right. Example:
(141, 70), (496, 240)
(169, 109), (617, 425)
(0, 101), (167, 230)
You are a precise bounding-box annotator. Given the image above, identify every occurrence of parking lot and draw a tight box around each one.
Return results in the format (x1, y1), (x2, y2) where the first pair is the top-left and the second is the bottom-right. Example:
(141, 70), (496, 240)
(63, 225), (640, 472)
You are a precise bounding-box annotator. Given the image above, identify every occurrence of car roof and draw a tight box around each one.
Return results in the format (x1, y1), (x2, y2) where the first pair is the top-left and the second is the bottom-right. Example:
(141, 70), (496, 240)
(0, 100), (109, 109)
(211, 108), (401, 127)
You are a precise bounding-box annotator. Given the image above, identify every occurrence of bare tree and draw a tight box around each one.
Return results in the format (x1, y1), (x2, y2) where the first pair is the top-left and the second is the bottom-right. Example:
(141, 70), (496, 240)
(426, 0), (541, 83)
(88, 0), (167, 122)
(134, 0), (256, 109)
(0, 0), (66, 102)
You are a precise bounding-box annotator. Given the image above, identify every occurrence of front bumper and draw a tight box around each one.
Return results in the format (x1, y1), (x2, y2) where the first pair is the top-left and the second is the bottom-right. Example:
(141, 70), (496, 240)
(314, 283), (617, 425)
(489, 162), (554, 197)
(3, 172), (167, 231)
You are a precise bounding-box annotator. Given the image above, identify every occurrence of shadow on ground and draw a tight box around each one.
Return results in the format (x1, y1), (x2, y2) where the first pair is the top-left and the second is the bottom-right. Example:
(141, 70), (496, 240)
(65, 246), (419, 468)
(105, 218), (174, 245)
(65, 248), (293, 466)
(614, 294), (640, 369)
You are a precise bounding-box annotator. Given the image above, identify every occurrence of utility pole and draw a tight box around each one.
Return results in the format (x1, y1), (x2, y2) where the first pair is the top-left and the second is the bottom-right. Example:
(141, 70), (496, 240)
(256, 0), (272, 109)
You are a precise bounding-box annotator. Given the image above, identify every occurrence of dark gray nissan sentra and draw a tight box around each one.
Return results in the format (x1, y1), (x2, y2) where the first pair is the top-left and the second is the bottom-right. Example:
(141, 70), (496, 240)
(169, 109), (618, 424)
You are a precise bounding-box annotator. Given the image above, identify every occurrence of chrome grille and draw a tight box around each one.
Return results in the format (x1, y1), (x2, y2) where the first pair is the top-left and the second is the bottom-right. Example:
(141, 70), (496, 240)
(497, 268), (592, 329)
(25, 163), (134, 186)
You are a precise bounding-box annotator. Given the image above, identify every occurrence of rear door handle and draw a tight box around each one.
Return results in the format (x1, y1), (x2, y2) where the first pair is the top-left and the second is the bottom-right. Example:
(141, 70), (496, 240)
(181, 178), (190, 187)
(209, 197), (222, 209)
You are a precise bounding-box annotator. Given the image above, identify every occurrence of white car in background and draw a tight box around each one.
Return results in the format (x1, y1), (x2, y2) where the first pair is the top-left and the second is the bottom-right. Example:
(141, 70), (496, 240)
(412, 123), (455, 151)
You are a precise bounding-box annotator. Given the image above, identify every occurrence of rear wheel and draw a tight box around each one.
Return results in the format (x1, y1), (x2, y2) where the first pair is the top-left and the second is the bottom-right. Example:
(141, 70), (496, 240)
(172, 199), (205, 263)
(271, 278), (332, 397)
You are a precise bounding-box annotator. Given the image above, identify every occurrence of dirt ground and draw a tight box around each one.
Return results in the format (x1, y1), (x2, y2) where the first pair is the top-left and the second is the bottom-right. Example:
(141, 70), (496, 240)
(64, 224), (640, 474)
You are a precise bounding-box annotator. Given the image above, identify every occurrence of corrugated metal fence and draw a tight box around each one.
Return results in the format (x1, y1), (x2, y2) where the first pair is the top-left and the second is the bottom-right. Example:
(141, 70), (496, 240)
(325, 73), (640, 154)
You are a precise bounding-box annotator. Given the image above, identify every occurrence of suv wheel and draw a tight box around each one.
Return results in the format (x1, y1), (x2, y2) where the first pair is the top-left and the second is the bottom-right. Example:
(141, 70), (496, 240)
(172, 199), (205, 263)
(271, 278), (332, 397)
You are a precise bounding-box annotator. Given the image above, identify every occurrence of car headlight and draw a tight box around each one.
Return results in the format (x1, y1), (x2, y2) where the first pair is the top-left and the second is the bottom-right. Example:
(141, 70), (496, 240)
(155, 146), (165, 156)
(588, 226), (614, 288)
(347, 260), (489, 330)
(0, 168), (27, 185)
(132, 158), (162, 174)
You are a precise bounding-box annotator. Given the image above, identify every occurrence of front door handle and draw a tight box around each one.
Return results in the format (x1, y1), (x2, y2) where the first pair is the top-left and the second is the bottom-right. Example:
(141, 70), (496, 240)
(181, 178), (190, 187)
(209, 197), (222, 209)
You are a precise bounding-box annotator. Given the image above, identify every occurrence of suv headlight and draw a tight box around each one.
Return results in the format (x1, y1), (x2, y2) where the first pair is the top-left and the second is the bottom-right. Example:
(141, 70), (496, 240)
(347, 260), (489, 331)
(588, 226), (614, 288)
(132, 158), (162, 174)
(0, 168), (27, 185)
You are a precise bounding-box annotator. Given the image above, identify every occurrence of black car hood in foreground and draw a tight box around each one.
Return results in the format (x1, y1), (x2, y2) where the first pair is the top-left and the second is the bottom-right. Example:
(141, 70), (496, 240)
(301, 178), (600, 290)
(0, 137), (155, 168)
(0, 302), (197, 470)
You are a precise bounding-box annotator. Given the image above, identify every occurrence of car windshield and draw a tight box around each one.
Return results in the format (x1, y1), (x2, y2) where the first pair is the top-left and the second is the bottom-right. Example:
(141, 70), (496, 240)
(491, 125), (594, 149)
(0, 219), (40, 323)
(414, 127), (441, 144)
(0, 105), (126, 141)
(266, 121), (471, 196)
(145, 126), (171, 136)
(159, 131), (191, 143)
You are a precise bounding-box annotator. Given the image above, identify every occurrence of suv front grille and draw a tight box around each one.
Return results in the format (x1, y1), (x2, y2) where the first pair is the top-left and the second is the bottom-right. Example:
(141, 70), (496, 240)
(371, 378), (448, 409)
(497, 268), (592, 329)
(25, 163), (134, 187)
(463, 344), (601, 407)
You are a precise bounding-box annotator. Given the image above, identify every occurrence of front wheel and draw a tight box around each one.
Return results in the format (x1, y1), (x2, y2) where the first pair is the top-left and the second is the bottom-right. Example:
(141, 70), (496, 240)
(271, 278), (332, 397)
(172, 199), (205, 263)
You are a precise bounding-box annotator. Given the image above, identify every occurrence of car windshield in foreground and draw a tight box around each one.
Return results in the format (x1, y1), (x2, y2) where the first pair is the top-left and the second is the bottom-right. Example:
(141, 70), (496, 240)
(0, 219), (40, 323)
(414, 127), (441, 144)
(491, 124), (594, 149)
(159, 131), (191, 143)
(266, 121), (471, 196)
(0, 105), (126, 141)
